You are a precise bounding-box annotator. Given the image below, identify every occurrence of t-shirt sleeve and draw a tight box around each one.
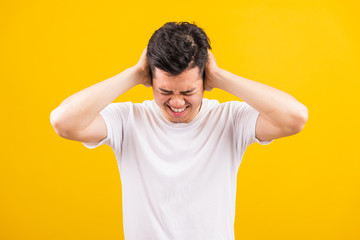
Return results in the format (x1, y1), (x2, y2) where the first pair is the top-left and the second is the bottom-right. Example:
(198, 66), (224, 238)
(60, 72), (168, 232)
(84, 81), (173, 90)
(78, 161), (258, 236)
(232, 101), (274, 149)
(82, 102), (131, 151)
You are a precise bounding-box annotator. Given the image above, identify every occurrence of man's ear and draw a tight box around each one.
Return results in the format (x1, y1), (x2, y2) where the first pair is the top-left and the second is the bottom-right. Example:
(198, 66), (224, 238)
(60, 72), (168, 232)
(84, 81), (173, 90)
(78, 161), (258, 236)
(149, 68), (153, 86)
(202, 70), (206, 90)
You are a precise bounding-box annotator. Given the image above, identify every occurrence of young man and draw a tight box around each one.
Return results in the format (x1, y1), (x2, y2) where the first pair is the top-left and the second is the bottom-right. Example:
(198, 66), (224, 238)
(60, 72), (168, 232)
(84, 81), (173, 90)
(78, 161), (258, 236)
(50, 22), (308, 239)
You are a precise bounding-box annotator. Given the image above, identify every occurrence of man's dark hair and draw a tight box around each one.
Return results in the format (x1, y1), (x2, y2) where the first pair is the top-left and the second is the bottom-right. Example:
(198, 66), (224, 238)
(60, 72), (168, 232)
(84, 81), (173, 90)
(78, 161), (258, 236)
(146, 21), (212, 82)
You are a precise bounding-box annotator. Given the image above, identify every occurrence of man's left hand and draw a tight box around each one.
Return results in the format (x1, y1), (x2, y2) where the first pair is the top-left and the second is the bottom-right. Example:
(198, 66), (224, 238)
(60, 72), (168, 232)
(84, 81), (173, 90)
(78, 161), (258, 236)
(204, 50), (222, 91)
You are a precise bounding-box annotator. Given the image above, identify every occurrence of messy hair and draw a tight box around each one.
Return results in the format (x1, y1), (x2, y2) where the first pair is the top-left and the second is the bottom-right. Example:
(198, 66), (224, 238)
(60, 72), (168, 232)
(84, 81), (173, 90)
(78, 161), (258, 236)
(146, 21), (212, 82)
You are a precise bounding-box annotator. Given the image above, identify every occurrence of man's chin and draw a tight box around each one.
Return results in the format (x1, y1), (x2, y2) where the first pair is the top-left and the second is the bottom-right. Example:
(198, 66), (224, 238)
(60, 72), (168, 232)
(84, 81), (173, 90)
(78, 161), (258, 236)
(170, 119), (186, 123)
(165, 115), (186, 123)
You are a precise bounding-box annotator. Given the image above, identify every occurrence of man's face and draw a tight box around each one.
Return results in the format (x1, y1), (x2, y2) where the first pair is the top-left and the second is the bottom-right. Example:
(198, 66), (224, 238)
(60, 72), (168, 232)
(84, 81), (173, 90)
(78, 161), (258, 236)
(152, 67), (204, 123)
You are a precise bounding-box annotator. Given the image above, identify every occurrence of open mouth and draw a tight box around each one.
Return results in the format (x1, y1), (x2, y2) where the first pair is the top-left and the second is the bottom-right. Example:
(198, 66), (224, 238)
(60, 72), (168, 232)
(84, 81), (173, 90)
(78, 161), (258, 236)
(168, 105), (189, 114)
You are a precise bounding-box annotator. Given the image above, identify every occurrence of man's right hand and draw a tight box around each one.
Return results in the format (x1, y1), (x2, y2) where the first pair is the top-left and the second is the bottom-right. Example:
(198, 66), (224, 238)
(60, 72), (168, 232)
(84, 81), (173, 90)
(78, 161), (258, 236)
(134, 47), (152, 88)
(51, 47), (152, 144)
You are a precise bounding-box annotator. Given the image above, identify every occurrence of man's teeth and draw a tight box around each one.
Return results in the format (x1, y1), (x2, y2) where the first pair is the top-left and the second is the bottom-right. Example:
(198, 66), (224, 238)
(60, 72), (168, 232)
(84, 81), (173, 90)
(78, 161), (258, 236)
(170, 106), (187, 113)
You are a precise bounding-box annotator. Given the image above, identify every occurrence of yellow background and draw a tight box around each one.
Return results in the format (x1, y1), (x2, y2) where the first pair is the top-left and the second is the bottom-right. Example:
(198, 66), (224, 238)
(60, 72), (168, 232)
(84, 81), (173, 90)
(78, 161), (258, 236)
(1, 0), (359, 239)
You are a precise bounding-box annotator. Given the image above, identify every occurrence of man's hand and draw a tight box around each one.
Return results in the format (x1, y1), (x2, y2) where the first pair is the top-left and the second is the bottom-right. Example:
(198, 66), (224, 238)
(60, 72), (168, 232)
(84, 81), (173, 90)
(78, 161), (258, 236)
(204, 50), (222, 91)
(134, 47), (152, 88)
(204, 50), (308, 142)
(51, 47), (152, 141)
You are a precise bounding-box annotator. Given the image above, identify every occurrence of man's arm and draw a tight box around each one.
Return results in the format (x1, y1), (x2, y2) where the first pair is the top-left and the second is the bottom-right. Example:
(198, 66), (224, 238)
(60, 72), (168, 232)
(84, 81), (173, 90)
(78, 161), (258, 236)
(50, 48), (151, 142)
(204, 50), (308, 142)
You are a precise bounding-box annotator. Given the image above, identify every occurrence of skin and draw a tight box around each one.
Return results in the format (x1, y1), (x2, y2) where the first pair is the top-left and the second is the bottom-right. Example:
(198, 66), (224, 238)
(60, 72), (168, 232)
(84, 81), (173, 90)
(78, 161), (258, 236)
(136, 47), (308, 141)
(50, 46), (307, 144)
(136, 47), (217, 124)
(151, 67), (204, 123)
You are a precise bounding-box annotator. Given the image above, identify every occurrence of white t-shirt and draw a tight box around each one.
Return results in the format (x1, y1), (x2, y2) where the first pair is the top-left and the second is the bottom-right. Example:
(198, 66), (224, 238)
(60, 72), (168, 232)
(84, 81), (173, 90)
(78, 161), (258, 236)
(83, 98), (273, 240)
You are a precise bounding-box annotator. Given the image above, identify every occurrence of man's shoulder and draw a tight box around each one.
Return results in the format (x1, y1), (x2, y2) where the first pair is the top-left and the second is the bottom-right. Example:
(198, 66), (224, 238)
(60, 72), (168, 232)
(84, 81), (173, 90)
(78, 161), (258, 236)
(132, 100), (158, 115)
(109, 100), (154, 109)
(134, 99), (155, 109)
(202, 98), (219, 108)
(201, 99), (253, 120)
(219, 99), (249, 109)
(203, 98), (247, 110)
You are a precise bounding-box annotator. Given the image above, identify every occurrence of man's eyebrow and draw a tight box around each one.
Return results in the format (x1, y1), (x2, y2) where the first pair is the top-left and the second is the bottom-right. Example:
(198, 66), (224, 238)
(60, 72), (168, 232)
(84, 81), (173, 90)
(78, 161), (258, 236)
(159, 88), (172, 93)
(158, 88), (196, 93)
(180, 88), (196, 93)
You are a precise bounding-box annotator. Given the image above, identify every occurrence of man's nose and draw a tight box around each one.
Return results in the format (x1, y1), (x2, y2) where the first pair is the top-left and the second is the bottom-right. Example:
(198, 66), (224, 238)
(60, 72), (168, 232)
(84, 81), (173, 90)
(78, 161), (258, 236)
(169, 95), (186, 107)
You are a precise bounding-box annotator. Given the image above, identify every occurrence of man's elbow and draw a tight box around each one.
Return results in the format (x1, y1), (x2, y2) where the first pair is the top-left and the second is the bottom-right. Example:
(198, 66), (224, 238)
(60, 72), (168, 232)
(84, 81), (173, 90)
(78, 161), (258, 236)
(290, 106), (308, 133)
(50, 109), (72, 139)
(50, 118), (67, 139)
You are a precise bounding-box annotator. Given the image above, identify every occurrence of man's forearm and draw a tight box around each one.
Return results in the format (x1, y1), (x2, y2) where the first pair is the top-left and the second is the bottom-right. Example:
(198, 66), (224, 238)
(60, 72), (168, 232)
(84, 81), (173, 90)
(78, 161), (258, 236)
(214, 69), (308, 129)
(50, 66), (142, 132)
